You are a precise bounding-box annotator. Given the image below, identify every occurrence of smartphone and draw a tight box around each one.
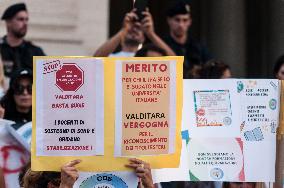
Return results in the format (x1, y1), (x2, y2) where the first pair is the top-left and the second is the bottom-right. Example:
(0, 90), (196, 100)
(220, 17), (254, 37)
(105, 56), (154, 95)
(133, 0), (149, 21)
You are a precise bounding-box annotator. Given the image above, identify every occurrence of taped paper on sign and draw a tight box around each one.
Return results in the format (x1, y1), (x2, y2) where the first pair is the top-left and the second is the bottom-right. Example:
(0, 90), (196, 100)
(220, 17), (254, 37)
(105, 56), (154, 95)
(114, 60), (177, 156)
(32, 56), (183, 172)
(74, 171), (138, 188)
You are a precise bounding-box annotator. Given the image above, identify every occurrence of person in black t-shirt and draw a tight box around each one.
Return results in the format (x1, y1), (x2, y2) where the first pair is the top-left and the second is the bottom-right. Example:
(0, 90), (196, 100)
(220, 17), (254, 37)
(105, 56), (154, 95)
(0, 3), (45, 77)
(164, 1), (212, 78)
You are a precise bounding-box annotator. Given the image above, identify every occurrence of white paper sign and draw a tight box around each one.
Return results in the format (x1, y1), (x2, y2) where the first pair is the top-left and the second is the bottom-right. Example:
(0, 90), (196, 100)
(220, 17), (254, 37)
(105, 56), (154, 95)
(172, 79), (278, 182)
(152, 139), (190, 183)
(74, 171), (138, 188)
(114, 60), (177, 156)
(0, 119), (30, 188)
(142, 80), (278, 183)
(183, 79), (241, 138)
(238, 80), (280, 142)
(35, 58), (104, 156)
(187, 137), (245, 181)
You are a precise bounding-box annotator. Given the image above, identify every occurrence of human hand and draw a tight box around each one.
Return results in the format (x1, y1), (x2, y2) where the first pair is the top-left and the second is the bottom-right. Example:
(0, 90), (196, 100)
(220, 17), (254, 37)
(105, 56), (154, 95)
(0, 105), (5, 119)
(125, 158), (154, 188)
(59, 159), (81, 188)
(141, 9), (155, 37)
(122, 10), (139, 33)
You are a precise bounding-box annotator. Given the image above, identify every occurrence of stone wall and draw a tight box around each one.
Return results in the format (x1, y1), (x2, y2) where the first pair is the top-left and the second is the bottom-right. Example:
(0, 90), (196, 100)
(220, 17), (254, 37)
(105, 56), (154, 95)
(0, 0), (109, 56)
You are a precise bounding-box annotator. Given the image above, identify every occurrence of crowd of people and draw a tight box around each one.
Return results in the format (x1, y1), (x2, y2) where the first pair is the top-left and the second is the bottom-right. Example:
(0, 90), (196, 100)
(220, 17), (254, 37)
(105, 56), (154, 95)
(0, 1), (282, 188)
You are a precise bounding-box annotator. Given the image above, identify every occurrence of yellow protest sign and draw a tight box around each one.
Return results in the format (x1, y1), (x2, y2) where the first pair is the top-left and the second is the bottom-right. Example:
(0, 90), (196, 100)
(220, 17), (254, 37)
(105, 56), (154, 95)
(278, 81), (284, 138)
(31, 56), (183, 171)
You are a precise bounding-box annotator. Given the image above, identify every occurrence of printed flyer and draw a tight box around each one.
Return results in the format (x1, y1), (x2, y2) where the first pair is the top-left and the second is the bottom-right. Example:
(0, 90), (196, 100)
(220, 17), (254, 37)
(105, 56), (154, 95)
(183, 79), (241, 138)
(238, 80), (280, 141)
(188, 138), (245, 181)
(115, 60), (177, 156)
(74, 171), (138, 188)
(35, 57), (104, 156)
(194, 90), (232, 127)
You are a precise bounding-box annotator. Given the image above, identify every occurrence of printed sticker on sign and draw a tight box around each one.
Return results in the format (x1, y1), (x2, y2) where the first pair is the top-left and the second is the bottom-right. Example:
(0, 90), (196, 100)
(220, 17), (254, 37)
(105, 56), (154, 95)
(55, 63), (84, 92)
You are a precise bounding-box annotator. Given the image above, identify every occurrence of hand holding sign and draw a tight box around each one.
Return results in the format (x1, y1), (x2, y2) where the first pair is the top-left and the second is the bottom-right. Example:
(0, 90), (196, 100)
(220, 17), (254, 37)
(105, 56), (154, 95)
(60, 159), (81, 188)
(126, 158), (154, 188)
(0, 105), (5, 119)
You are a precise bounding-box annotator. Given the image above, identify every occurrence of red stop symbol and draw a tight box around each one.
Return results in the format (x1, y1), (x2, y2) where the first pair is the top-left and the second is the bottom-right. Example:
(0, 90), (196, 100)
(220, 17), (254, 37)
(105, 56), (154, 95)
(55, 63), (84, 92)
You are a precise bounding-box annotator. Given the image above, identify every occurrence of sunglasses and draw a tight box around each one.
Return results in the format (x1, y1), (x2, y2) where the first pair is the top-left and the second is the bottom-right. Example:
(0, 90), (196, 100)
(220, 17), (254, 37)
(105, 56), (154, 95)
(13, 84), (32, 95)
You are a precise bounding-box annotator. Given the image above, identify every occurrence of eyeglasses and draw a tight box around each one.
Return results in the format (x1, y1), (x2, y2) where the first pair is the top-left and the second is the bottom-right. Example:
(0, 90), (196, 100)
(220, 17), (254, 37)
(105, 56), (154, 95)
(13, 84), (32, 95)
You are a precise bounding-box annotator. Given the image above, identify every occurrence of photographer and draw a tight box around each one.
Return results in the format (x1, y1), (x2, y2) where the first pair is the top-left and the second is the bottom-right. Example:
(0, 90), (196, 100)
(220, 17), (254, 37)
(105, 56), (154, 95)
(94, 8), (175, 57)
(0, 68), (32, 128)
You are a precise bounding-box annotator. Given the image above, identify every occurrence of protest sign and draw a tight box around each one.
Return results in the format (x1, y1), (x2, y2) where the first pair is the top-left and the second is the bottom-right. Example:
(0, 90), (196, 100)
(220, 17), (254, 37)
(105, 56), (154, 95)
(239, 80), (279, 142)
(6, 122), (31, 151)
(74, 171), (138, 188)
(185, 79), (279, 182)
(114, 59), (177, 156)
(187, 137), (245, 181)
(0, 119), (30, 188)
(34, 57), (104, 156)
(153, 79), (279, 182)
(239, 80), (279, 181)
(32, 56), (183, 171)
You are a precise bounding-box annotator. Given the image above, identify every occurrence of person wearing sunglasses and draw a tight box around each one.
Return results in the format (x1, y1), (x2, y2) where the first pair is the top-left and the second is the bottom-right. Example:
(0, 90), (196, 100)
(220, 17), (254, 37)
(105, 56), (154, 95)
(0, 68), (32, 129)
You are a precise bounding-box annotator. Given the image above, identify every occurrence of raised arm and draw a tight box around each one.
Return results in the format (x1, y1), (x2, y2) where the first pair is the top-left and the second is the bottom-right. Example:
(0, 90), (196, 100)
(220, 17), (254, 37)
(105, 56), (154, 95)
(94, 30), (124, 57)
(141, 9), (176, 56)
(94, 10), (138, 57)
(59, 159), (81, 188)
(126, 158), (154, 188)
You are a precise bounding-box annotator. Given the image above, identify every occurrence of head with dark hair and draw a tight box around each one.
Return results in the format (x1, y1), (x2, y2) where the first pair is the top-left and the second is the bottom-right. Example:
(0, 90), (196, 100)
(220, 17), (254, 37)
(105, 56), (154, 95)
(23, 167), (61, 188)
(135, 44), (167, 57)
(199, 60), (231, 79)
(166, 0), (192, 39)
(2, 3), (29, 39)
(222, 182), (256, 188)
(166, 0), (191, 18)
(0, 68), (32, 124)
(124, 25), (145, 48)
(1, 3), (27, 21)
(274, 55), (284, 79)
(19, 161), (31, 187)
